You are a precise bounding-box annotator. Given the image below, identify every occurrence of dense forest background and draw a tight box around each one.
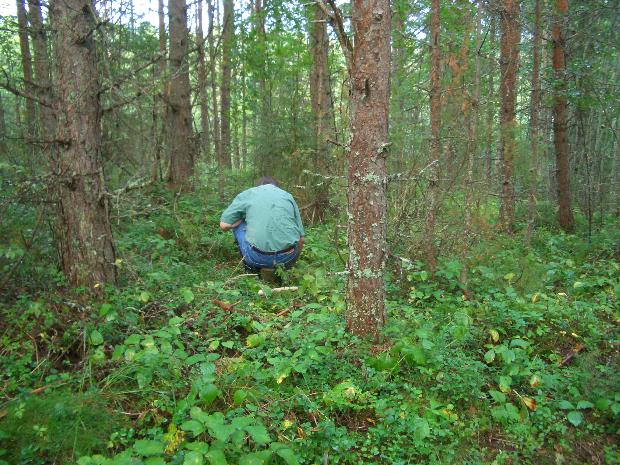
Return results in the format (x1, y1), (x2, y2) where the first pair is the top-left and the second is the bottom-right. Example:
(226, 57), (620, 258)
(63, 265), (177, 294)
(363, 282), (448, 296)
(0, 0), (619, 463)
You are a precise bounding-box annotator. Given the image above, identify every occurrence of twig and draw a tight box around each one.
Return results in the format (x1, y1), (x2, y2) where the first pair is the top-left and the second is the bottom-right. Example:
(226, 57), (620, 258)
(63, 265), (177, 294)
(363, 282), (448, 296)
(558, 344), (585, 367)
(258, 286), (299, 297)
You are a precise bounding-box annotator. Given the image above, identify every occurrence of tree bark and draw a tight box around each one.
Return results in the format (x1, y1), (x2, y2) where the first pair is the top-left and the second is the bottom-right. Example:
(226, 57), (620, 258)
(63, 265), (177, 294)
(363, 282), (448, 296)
(220, 0), (233, 169)
(485, 15), (496, 182)
(309, 3), (334, 220)
(166, 0), (194, 190)
(207, 0), (223, 201)
(196, 0), (211, 161)
(16, 0), (36, 139)
(28, 0), (55, 144)
(526, 0), (542, 244)
(552, 0), (574, 231)
(498, 0), (520, 233)
(49, 0), (117, 288)
(345, 0), (391, 339)
(425, 0), (441, 277)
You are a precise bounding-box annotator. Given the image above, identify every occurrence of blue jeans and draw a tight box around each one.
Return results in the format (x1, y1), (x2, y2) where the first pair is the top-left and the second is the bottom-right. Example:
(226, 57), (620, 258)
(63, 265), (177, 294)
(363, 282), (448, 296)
(232, 221), (300, 270)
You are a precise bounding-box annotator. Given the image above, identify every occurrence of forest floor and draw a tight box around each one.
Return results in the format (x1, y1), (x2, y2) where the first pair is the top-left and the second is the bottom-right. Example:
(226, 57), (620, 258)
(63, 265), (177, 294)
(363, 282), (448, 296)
(1, 180), (619, 465)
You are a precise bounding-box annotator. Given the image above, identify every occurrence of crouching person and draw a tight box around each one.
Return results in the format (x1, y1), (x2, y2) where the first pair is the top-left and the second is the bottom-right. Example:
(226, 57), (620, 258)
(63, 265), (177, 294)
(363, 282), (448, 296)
(219, 177), (304, 274)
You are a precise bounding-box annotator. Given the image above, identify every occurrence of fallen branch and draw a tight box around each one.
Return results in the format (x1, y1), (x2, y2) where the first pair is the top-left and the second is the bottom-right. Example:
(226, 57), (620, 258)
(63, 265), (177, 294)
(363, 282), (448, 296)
(258, 286), (299, 297)
(558, 343), (584, 367)
(212, 299), (240, 312)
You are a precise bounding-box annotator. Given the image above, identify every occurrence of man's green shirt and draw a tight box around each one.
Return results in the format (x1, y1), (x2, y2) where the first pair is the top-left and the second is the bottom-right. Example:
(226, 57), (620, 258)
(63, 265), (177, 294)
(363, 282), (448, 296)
(220, 184), (304, 252)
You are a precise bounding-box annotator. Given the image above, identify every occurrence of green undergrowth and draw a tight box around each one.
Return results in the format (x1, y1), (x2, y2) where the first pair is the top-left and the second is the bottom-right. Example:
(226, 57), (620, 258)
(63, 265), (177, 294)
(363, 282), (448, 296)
(1, 186), (619, 465)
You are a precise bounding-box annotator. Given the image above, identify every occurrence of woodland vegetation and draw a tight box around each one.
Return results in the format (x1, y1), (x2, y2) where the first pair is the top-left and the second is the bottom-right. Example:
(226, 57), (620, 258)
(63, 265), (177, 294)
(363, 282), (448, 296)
(0, 0), (619, 463)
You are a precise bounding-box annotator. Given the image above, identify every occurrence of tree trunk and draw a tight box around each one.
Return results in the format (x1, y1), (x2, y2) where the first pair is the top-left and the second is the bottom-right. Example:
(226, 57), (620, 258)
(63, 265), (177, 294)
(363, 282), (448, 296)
(0, 93), (6, 153)
(309, 3), (334, 220)
(498, 0), (520, 233)
(16, 0), (36, 140)
(485, 15), (496, 182)
(196, 0), (211, 161)
(345, 0), (391, 339)
(552, 0), (574, 231)
(166, 0), (194, 190)
(461, 2), (481, 296)
(425, 0), (441, 277)
(207, 0), (223, 201)
(526, 0), (542, 244)
(28, 0), (55, 144)
(220, 0), (233, 169)
(49, 0), (117, 288)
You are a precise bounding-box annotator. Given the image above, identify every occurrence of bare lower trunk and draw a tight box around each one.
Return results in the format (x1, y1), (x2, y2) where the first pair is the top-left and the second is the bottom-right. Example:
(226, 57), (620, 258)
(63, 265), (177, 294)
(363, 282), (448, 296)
(207, 0), (223, 201)
(345, 0), (391, 339)
(425, 0), (441, 277)
(220, 0), (233, 169)
(50, 0), (117, 288)
(309, 4), (334, 220)
(485, 16), (496, 182)
(16, 0), (35, 139)
(28, 0), (55, 143)
(553, 0), (574, 231)
(526, 0), (542, 244)
(166, 0), (194, 190)
(499, 0), (520, 233)
(196, 0), (211, 161)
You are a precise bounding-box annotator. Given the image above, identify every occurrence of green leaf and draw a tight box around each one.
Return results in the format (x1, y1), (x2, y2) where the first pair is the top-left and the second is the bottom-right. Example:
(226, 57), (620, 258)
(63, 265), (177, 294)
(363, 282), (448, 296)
(125, 334), (141, 345)
(185, 442), (209, 454)
(413, 417), (430, 441)
(89, 330), (103, 346)
(489, 390), (507, 404)
(205, 421), (235, 442)
(181, 420), (205, 436)
(140, 291), (151, 303)
(221, 341), (234, 349)
(238, 451), (272, 465)
(274, 448), (300, 465)
(186, 354), (207, 366)
(190, 407), (211, 424)
(245, 423), (271, 445)
(145, 458), (166, 465)
(233, 389), (248, 405)
(576, 400), (594, 409)
(567, 410), (584, 426)
(181, 288), (195, 304)
(199, 384), (221, 406)
(133, 440), (165, 456)
(183, 451), (204, 465)
(484, 349), (495, 363)
(558, 400), (574, 410)
(246, 333), (266, 348)
(206, 449), (228, 465)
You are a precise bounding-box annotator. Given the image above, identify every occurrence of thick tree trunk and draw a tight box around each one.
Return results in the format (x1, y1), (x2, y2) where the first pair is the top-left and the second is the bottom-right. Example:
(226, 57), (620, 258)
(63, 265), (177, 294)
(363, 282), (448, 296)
(425, 0), (441, 277)
(526, 0), (542, 244)
(196, 0), (211, 161)
(552, 0), (574, 231)
(345, 0), (391, 339)
(49, 0), (117, 288)
(16, 0), (35, 139)
(499, 0), (520, 233)
(28, 0), (55, 144)
(309, 4), (334, 220)
(220, 0), (233, 169)
(166, 0), (194, 190)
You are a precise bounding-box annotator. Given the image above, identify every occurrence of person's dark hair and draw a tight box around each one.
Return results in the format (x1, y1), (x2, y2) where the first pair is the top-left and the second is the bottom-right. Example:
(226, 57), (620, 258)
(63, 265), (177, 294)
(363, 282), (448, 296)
(256, 176), (279, 187)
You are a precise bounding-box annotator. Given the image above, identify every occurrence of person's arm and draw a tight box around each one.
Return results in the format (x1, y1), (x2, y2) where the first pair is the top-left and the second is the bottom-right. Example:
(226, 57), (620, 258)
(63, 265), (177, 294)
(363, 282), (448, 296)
(220, 219), (242, 231)
(220, 191), (248, 230)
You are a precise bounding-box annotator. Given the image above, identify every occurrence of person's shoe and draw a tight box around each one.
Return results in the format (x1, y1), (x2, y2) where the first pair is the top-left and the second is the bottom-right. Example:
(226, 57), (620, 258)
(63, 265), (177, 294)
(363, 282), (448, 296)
(259, 268), (279, 284)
